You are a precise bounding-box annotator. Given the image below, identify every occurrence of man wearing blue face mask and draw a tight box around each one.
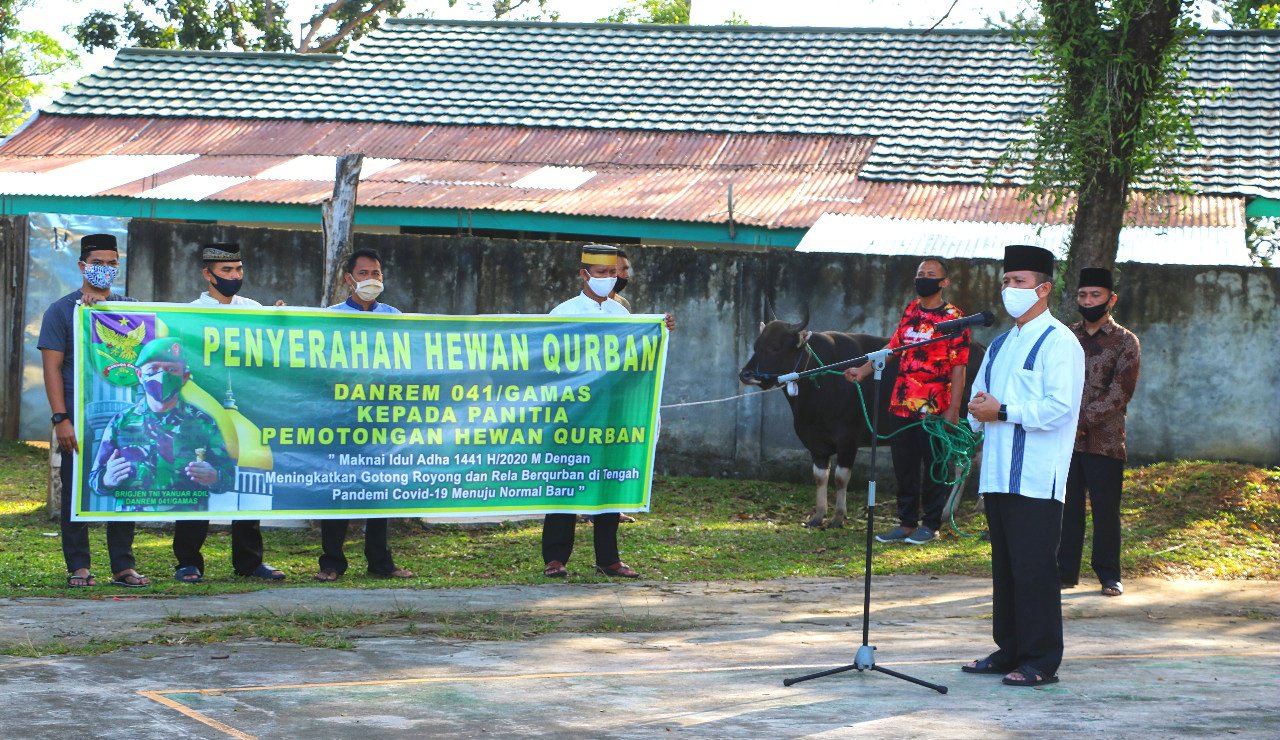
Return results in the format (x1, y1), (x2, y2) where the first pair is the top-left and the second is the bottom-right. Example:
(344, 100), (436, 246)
(170, 242), (287, 583)
(38, 233), (151, 589)
(962, 244), (1085, 688)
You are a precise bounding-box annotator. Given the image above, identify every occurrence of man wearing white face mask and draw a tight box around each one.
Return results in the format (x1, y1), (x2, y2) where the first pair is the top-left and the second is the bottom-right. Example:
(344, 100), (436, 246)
(961, 244), (1084, 689)
(329, 248), (400, 314)
(317, 247), (414, 581)
(542, 245), (673, 579)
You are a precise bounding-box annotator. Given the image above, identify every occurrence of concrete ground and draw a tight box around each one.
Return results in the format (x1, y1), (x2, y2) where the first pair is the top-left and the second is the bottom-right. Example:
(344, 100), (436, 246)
(2, 576), (1278, 739)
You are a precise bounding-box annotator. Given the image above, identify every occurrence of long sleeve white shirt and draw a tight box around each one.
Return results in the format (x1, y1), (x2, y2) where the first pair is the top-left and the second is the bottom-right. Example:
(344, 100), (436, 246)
(969, 310), (1085, 501)
(191, 292), (262, 307)
(548, 292), (630, 317)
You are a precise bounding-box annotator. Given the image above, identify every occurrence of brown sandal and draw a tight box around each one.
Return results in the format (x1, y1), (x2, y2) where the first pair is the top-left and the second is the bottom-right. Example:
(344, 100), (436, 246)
(543, 560), (568, 578)
(314, 570), (341, 582)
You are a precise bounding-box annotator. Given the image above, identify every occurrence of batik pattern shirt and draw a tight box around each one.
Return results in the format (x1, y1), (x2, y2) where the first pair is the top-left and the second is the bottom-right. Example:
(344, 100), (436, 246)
(887, 300), (971, 418)
(1069, 317), (1141, 461)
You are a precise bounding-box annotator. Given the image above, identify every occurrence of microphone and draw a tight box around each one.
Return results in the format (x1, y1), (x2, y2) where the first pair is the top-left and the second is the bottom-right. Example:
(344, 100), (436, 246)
(935, 310), (995, 335)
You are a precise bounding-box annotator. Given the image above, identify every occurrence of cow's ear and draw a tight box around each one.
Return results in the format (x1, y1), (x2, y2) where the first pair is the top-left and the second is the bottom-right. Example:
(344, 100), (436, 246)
(759, 321), (766, 333)
(797, 330), (812, 347)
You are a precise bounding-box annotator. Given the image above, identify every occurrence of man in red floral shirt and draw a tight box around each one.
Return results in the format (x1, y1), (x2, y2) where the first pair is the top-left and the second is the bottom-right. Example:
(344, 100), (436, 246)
(845, 257), (970, 544)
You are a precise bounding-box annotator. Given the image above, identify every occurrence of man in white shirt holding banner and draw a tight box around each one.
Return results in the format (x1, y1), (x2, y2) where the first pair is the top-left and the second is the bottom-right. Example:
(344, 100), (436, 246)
(962, 244), (1085, 688)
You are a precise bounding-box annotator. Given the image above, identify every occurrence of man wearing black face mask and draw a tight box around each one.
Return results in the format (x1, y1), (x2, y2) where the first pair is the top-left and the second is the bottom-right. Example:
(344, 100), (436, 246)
(1058, 268), (1141, 597)
(844, 257), (970, 545)
(609, 249), (632, 311)
(90, 338), (235, 583)
(170, 243), (287, 583)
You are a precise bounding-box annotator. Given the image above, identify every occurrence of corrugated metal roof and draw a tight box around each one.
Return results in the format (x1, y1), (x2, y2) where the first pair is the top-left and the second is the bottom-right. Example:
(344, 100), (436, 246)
(0, 116), (1244, 230)
(36, 21), (1280, 199)
(797, 213), (1252, 266)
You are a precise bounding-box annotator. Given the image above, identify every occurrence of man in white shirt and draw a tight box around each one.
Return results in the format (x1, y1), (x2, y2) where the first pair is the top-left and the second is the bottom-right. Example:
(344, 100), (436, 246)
(542, 245), (673, 579)
(962, 244), (1085, 688)
(172, 242), (287, 583)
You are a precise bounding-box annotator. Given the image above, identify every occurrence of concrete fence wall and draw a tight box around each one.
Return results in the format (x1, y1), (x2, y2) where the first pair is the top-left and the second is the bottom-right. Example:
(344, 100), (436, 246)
(15, 219), (1278, 478)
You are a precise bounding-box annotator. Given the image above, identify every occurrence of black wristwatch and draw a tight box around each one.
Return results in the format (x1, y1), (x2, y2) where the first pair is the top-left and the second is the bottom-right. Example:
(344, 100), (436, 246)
(997, 404), (1008, 422)
(51, 412), (70, 425)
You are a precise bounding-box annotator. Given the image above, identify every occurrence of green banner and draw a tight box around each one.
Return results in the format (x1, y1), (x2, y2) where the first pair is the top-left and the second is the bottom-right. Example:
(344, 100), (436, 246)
(72, 304), (668, 521)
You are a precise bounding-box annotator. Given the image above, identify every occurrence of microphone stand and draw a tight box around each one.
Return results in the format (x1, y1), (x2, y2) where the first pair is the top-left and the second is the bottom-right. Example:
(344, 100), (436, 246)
(776, 330), (970, 695)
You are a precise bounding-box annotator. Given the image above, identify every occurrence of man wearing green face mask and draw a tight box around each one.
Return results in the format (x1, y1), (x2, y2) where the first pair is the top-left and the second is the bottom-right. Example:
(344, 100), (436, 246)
(89, 339), (235, 526)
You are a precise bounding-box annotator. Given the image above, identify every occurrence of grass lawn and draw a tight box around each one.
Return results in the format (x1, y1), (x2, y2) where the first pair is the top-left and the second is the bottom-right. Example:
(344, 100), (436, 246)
(1, 439), (1276, 599)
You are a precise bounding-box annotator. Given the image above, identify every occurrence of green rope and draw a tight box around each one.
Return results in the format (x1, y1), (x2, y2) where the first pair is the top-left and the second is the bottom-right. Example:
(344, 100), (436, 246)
(801, 342), (985, 536)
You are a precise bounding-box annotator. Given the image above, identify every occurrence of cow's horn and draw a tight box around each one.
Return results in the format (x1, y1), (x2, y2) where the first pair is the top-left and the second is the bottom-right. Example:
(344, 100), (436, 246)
(789, 305), (810, 333)
(763, 295), (778, 322)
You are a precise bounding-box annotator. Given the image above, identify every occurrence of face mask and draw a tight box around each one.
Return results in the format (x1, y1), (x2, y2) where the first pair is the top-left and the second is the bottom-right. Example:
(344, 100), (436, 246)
(211, 275), (243, 297)
(1001, 284), (1045, 319)
(1078, 302), (1108, 323)
(914, 277), (943, 297)
(613, 276), (629, 294)
(83, 263), (118, 290)
(352, 279), (383, 302)
(586, 275), (616, 298)
(141, 369), (185, 404)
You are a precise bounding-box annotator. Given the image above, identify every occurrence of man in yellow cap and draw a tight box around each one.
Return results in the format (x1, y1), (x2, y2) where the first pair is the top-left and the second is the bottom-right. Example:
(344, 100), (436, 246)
(541, 245), (674, 579)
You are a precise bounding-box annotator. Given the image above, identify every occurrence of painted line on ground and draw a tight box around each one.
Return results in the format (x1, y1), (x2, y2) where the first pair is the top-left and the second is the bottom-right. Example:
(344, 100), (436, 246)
(139, 650), (1280, 739)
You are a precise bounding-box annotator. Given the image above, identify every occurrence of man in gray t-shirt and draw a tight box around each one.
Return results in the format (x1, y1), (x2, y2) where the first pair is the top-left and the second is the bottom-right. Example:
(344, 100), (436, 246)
(36, 233), (149, 588)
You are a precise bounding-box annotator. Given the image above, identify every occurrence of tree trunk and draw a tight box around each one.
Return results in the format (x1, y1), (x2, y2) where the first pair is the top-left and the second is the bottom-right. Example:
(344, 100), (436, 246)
(1059, 172), (1128, 314)
(321, 153), (363, 307)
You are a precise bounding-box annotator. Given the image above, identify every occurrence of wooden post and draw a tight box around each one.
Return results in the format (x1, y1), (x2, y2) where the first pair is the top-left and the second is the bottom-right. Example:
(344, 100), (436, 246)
(320, 153), (363, 307)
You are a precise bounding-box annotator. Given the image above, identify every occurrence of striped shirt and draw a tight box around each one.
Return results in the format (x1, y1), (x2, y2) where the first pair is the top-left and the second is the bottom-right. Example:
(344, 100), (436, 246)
(968, 310), (1085, 501)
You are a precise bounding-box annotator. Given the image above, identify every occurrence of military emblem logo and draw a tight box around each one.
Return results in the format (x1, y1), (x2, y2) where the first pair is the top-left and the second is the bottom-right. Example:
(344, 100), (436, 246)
(90, 313), (157, 386)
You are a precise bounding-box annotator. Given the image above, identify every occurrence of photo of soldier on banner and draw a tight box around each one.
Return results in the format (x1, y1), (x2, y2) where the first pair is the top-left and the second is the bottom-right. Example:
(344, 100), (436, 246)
(71, 303), (669, 521)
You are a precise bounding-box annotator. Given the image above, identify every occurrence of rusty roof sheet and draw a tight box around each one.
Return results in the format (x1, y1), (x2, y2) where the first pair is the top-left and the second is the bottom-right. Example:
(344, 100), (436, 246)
(0, 116), (1243, 230)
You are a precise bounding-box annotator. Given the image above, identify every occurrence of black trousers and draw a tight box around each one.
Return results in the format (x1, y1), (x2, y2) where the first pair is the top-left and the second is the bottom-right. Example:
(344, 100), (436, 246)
(890, 422), (948, 531)
(542, 513), (620, 567)
(173, 519), (265, 575)
(1058, 451), (1125, 586)
(985, 492), (1064, 677)
(319, 519), (396, 575)
(59, 437), (136, 575)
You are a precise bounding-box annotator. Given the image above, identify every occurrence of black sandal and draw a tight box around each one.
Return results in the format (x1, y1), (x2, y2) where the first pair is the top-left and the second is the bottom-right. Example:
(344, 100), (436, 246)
(66, 572), (96, 588)
(961, 656), (1012, 675)
(1002, 664), (1059, 687)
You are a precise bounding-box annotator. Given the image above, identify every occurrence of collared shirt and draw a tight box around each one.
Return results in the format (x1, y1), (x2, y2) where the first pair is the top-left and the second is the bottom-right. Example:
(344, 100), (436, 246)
(37, 290), (137, 406)
(1068, 316), (1141, 461)
(330, 296), (402, 314)
(968, 310), (1085, 501)
(549, 292), (630, 317)
(887, 299), (970, 418)
(191, 292), (263, 307)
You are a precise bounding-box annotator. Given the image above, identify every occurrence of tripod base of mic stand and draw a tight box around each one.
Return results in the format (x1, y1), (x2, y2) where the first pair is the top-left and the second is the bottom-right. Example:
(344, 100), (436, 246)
(783, 645), (948, 694)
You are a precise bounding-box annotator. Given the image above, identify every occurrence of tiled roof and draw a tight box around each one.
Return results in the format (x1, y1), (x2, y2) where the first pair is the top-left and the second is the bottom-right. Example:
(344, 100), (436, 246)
(0, 116), (1242, 230)
(44, 21), (1280, 198)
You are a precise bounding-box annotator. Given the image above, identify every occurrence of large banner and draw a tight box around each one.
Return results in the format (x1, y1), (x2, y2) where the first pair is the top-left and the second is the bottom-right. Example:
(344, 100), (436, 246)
(72, 304), (668, 521)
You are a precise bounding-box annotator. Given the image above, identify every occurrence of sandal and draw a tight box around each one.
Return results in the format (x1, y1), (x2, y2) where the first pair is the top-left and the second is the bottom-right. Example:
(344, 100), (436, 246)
(371, 568), (415, 579)
(1002, 664), (1059, 687)
(248, 564), (286, 581)
(66, 572), (96, 588)
(174, 566), (203, 583)
(314, 570), (341, 582)
(112, 570), (151, 588)
(543, 560), (568, 578)
(961, 656), (1012, 675)
(596, 561), (640, 579)
(1102, 582), (1124, 597)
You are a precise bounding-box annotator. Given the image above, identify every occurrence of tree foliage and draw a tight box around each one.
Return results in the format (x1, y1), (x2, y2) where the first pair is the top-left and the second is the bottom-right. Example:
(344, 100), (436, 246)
(0, 0), (78, 135)
(1217, 0), (1280, 28)
(74, 0), (555, 55)
(598, 0), (690, 24)
(997, 1), (1210, 294)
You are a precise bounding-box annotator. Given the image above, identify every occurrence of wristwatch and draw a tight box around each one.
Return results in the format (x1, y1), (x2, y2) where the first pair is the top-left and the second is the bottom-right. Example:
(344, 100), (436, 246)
(997, 404), (1008, 422)
(51, 412), (70, 425)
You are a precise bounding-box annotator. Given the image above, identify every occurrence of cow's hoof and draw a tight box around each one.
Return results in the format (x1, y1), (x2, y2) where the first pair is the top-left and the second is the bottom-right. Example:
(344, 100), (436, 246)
(804, 515), (825, 529)
(829, 513), (846, 529)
